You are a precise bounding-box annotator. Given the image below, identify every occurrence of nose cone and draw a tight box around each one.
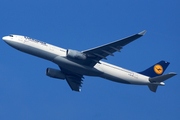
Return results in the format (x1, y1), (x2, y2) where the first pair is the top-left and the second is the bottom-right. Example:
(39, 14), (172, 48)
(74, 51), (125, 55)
(2, 36), (9, 44)
(2, 36), (12, 42)
(2, 36), (13, 45)
(2, 36), (8, 41)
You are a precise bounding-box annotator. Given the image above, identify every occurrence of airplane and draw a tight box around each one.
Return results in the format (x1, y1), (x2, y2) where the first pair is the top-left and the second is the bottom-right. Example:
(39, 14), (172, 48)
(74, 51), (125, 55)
(2, 30), (177, 92)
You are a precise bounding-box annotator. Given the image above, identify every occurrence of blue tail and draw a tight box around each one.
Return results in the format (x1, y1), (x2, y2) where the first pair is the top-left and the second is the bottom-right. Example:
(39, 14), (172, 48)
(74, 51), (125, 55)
(139, 60), (170, 77)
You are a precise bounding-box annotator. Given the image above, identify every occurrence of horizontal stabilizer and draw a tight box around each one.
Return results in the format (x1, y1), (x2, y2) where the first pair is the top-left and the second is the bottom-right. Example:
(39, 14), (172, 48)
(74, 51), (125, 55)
(149, 73), (177, 83)
(148, 84), (158, 92)
(148, 73), (177, 92)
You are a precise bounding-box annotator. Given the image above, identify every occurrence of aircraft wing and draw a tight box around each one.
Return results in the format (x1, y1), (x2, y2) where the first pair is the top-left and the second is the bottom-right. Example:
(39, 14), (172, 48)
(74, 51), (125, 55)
(82, 30), (146, 65)
(66, 75), (83, 92)
(60, 67), (83, 92)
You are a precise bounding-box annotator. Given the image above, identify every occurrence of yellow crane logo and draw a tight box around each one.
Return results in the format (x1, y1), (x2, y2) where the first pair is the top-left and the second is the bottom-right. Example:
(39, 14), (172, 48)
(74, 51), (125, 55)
(154, 64), (163, 74)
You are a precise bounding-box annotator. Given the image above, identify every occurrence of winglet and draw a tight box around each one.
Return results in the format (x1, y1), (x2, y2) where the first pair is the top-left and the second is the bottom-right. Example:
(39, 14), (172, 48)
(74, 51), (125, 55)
(138, 30), (147, 36)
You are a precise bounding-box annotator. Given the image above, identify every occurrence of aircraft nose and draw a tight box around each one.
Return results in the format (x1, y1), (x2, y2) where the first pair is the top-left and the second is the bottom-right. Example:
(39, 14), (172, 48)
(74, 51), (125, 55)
(2, 36), (11, 42)
(2, 36), (13, 45)
(2, 36), (7, 41)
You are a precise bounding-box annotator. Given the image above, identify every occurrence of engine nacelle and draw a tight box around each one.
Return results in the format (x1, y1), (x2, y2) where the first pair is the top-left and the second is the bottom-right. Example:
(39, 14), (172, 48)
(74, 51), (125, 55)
(46, 68), (65, 79)
(66, 49), (86, 60)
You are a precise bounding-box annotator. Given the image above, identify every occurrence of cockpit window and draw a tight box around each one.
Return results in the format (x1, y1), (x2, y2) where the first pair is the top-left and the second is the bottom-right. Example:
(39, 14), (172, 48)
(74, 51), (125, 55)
(9, 35), (13, 37)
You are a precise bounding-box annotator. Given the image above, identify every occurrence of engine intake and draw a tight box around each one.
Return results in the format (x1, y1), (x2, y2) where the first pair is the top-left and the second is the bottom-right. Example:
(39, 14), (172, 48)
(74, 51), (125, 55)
(46, 68), (65, 79)
(66, 49), (86, 60)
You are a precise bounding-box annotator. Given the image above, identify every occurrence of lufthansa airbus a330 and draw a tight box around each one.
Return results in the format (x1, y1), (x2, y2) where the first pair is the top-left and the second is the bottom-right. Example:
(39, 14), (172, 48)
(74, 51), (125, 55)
(2, 31), (177, 92)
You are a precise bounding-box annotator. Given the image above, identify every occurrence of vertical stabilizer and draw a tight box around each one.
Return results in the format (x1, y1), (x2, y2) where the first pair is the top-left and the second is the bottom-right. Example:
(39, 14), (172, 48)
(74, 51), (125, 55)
(139, 60), (170, 78)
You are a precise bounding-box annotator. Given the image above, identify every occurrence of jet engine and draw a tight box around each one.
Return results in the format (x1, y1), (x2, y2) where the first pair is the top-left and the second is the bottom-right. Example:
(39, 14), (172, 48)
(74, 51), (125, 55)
(66, 49), (86, 60)
(46, 68), (65, 79)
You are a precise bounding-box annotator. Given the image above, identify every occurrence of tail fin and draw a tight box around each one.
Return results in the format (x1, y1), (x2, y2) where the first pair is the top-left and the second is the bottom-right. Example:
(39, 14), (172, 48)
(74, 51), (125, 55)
(139, 60), (177, 92)
(139, 60), (170, 77)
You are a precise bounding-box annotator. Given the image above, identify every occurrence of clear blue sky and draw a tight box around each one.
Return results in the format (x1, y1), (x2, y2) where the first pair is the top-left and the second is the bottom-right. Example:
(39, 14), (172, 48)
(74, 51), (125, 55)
(0, 0), (180, 120)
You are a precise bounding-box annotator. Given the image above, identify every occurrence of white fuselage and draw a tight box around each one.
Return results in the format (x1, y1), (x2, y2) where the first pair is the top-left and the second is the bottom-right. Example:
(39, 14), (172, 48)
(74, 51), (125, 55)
(3, 35), (151, 85)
